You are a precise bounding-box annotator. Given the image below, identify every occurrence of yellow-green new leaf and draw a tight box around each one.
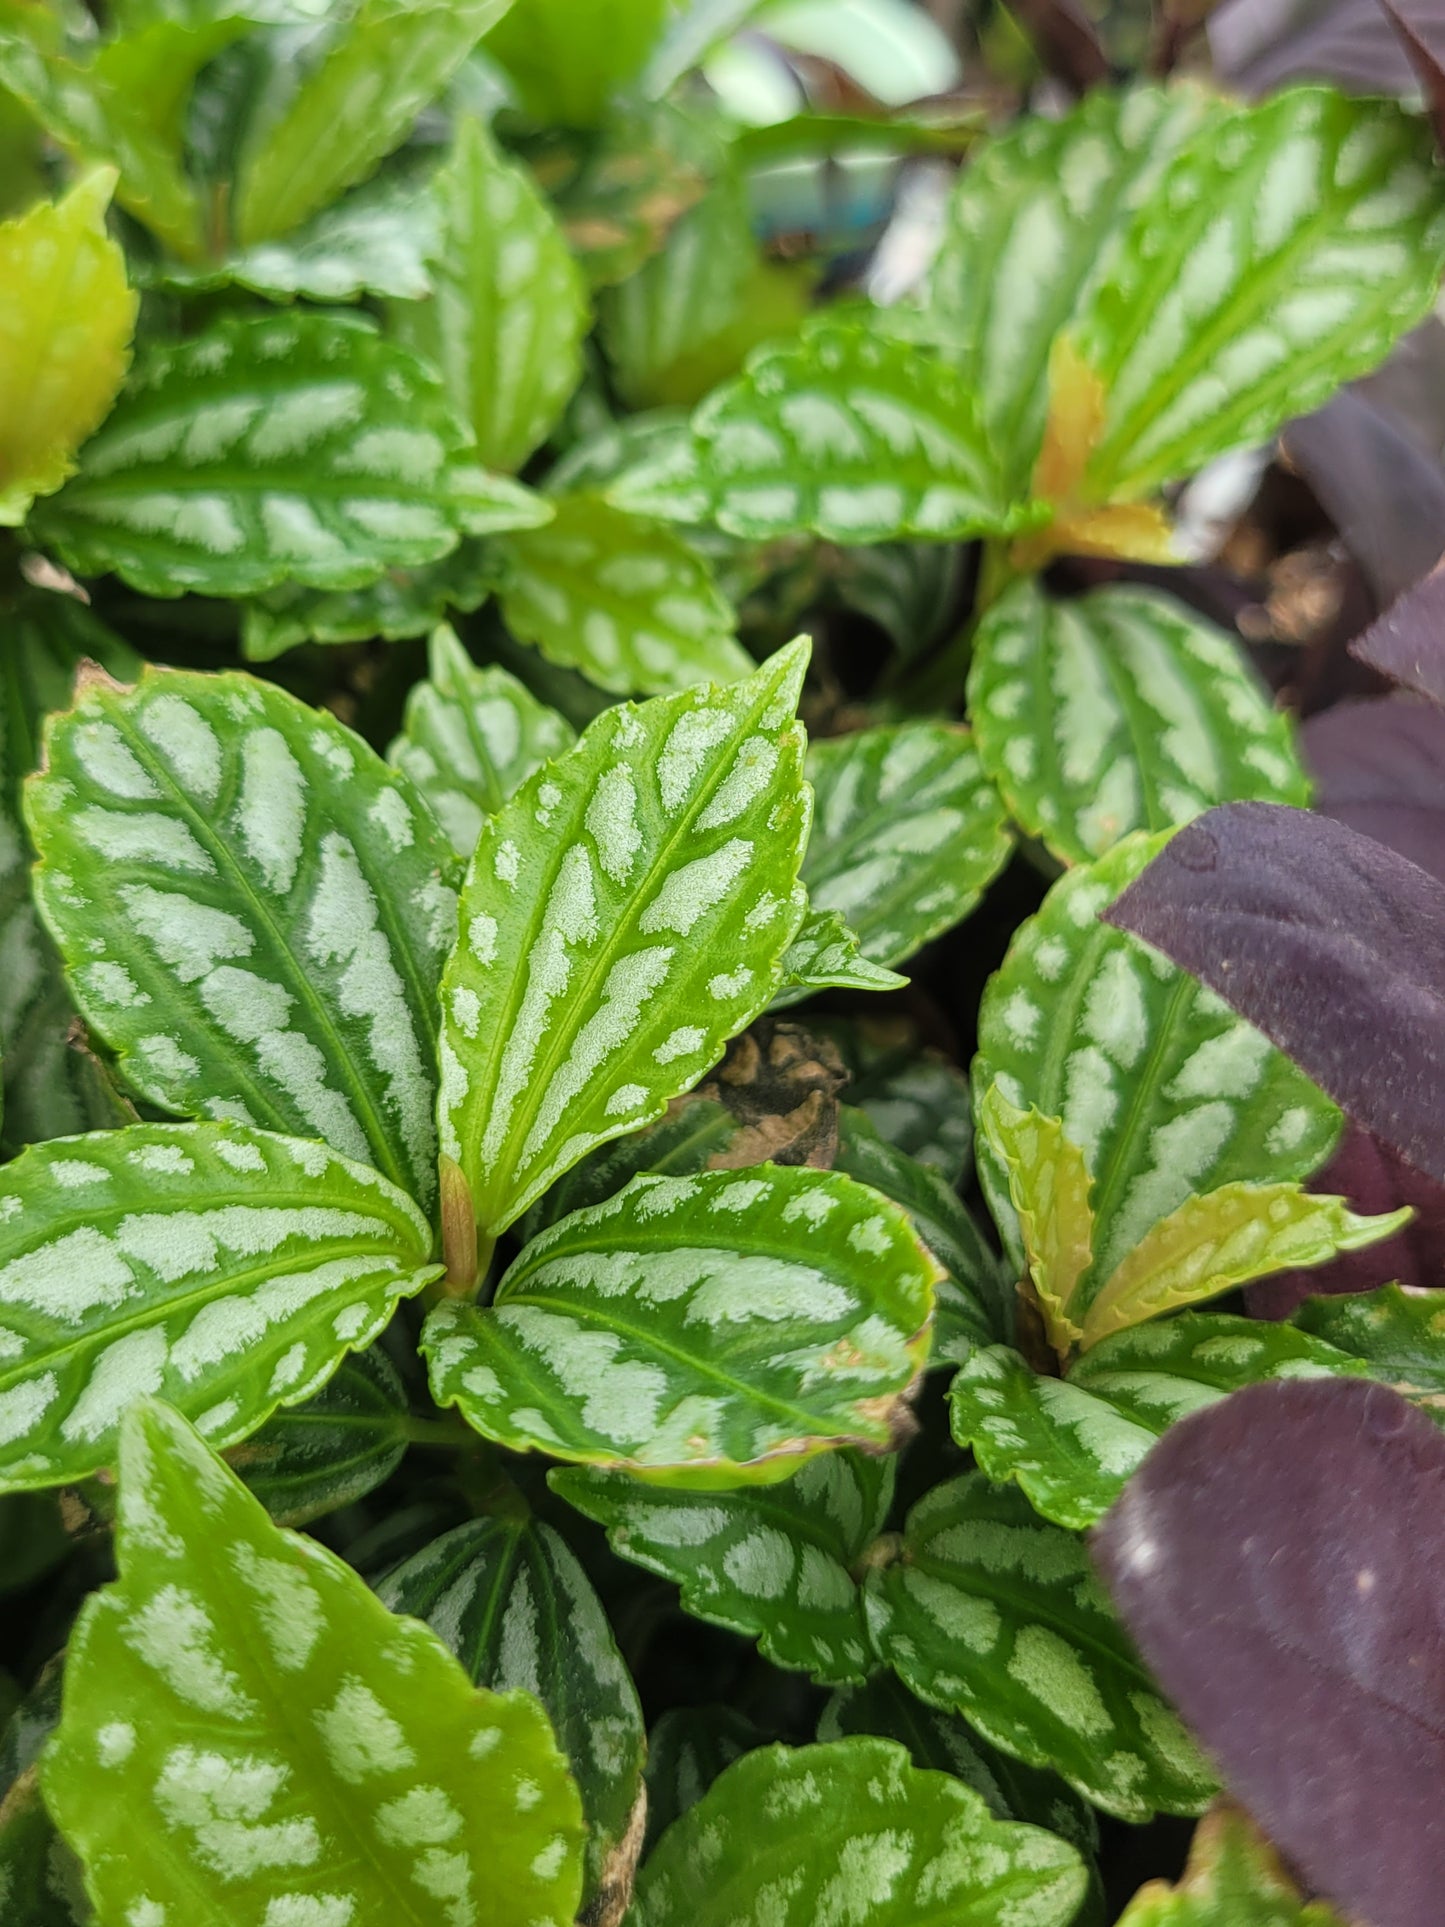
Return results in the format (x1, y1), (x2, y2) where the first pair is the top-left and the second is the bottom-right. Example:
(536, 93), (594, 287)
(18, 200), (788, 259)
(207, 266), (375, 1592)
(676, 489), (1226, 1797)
(1079, 1181), (1410, 1350)
(0, 170), (136, 526)
(978, 1084), (1092, 1358)
(484, 0), (668, 128)
(438, 638), (813, 1238)
(0, 1124), (441, 1495)
(1117, 1805), (1348, 1926)
(43, 1399), (586, 1927)
(423, 1165), (939, 1485)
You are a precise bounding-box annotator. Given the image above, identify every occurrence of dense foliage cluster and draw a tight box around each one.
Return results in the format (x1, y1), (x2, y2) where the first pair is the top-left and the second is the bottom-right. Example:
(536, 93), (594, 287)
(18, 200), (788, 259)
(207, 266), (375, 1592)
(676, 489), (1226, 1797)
(2, 1), (1445, 1924)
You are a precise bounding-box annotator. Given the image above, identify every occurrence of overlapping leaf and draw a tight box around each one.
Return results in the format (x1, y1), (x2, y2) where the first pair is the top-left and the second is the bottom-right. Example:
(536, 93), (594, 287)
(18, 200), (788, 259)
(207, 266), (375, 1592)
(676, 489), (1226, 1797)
(803, 721), (1012, 971)
(389, 117), (589, 474)
(0, 1761), (87, 1925)
(974, 833), (1340, 1295)
(865, 1473), (1217, 1819)
(484, 0), (668, 127)
(610, 322), (1031, 544)
(43, 1399), (586, 1927)
(242, 543), (501, 663)
(642, 1705), (762, 1853)
(496, 492), (751, 696)
(28, 665), (458, 1210)
(377, 1515), (645, 1907)
(552, 1448), (893, 1683)
(970, 582), (1309, 865)
(423, 1165), (939, 1484)
(437, 638), (812, 1238)
(30, 310), (549, 601)
(979, 1085), (1092, 1357)
(818, 1017), (976, 1182)
(0, 170), (136, 525)
(631, 1736), (1088, 1927)
(770, 907), (909, 1006)
(226, 1345), (412, 1527)
(1293, 1284), (1445, 1414)
(1117, 1804), (1348, 1925)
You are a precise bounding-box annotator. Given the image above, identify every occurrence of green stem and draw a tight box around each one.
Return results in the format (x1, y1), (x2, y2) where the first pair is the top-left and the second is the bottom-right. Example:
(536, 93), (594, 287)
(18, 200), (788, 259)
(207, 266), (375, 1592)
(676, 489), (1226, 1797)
(399, 1413), (479, 1450)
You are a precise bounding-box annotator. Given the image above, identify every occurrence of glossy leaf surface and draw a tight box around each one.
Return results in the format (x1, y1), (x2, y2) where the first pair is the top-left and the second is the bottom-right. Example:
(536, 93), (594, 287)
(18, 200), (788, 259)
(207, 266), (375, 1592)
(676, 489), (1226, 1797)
(424, 1165), (939, 1483)
(438, 638), (812, 1236)
(1293, 1283), (1445, 1417)
(771, 907), (909, 1006)
(227, 1345), (412, 1527)
(29, 665), (457, 1212)
(970, 582), (1309, 866)
(552, 1449), (893, 1683)
(43, 1399), (585, 1927)
(978, 1085), (1092, 1357)
(242, 543), (500, 663)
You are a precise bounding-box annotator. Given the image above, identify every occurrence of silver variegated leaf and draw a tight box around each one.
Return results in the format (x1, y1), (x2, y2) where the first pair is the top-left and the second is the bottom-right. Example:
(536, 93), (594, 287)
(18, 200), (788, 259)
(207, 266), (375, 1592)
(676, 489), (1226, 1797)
(865, 1474), (1217, 1819)
(803, 722), (1012, 970)
(30, 310), (549, 601)
(609, 322), (1030, 544)
(423, 1165), (939, 1484)
(0, 1124), (439, 1494)
(496, 492), (752, 697)
(28, 664), (458, 1212)
(970, 581), (1310, 866)
(376, 1515), (645, 1909)
(642, 1705), (763, 1855)
(388, 625), (575, 863)
(390, 116), (589, 474)
(770, 906), (909, 1008)
(974, 833), (1339, 1297)
(950, 1315), (1370, 1531)
(551, 1448), (894, 1684)
(241, 543), (501, 663)
(1293, 1284), (1445, 1420)
(438, 637), (812, 1238)
(815, 1015), (976, 1183)
(226, 1344), (412, 1527)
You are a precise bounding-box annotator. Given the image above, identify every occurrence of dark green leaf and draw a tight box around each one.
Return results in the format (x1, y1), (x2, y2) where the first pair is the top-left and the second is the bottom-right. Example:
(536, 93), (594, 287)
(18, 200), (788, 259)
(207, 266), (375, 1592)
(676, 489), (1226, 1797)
(226, 1344), (412, 1527)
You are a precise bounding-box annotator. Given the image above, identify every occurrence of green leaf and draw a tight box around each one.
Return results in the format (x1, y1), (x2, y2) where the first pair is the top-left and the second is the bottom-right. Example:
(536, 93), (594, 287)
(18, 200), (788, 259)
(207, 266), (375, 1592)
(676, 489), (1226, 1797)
(771, 906), (909, 1007)
(0, 170), (136, 525)
(232, 0), (514, 246)
(496, 492), (752, 696)
(225, 1345), (412, 1527)
(1293, 1284), (1445, 1425)
(376, 1515), (645, 1908)
(0, 1122), (440, 1494)
(1079, 1181), (1408, 1348)
(803, 722), (1012, 971)
(642, 1705), (763, 1854)
(423, 1164), (939, 1483)
(950, 1314), (1372, 1531)
(818, 1018), (975, 1182)
(42, 1398), (586, 1926)
(864, 1473), (1217, 1819)
(1074, 88), (1445, 501)
(540, 100), (712, 287)
(518, 1094), (742, 1239)
(969, 581), (1311, 866)
(631, 1735), (1087, 1927)
(610, 321), (1031, 544)
(241, 541), (501, 663)
(834, 1105), (1006, 1359)
(923, 84), (1219, 494)
(27, 664), (458, 1212)
(977, 1084), (1092, 1358)
(389, 625), (576, 862)
(30, 309), (549, 601)
(389, 117), (588, 474)
(0, 1763), (88, 1925)
(818, 1674), (1100, 1864)
(974, 833), (1340, 1307)
(484, 0), (668, 128)
(1116, 1804), (1348, 1925)
(551, 1448), (894, 1684)
(437, 637), (812, 1238)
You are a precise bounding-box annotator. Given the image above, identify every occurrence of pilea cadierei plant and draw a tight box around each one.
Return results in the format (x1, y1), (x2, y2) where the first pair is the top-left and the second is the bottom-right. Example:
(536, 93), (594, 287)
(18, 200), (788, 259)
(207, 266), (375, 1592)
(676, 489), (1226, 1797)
(3, 1), (1445, 1923)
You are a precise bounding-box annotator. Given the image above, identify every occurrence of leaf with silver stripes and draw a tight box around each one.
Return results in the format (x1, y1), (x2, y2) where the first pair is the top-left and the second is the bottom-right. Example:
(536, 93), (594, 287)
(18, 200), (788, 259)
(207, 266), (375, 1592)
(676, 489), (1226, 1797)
(0, 1124), (440, 1494)
(42, 1399), (585, 1927)
(437, 637), (812, 1238)
(803, 722), (1013, 971)
(376, 1515), (645, 1910)
(30, 309), (550, 601)
(551, 1448), (894, 1685)
(28, 664), (458, 1212)
(770, 906), (909, 1008)
(423, 1165), (939, 1485)
(970, 581), (1310, 866)
(864, 1474), (1217, 1820)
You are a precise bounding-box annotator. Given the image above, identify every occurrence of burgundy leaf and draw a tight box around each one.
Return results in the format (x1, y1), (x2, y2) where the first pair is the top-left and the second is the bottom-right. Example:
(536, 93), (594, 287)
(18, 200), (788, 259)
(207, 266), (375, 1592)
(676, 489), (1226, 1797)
(1350, 560), (1445, 706)
(1094, 1376), (1445, 1927)
(1380, 0), (1445, 146)
(1002, 0), (1111, 92)
(1248, 1119), (1445, 1316)
(1211, 0), (1419, 94)
(1303, 696), (1445, 883)
(1104, 801), (1445, 1183)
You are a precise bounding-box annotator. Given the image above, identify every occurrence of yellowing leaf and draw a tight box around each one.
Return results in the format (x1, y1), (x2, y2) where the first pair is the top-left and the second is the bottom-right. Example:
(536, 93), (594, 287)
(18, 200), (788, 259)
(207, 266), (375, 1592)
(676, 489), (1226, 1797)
(1079, 1181), (1411, 1350)
(977, 1083), (1093, 1360)
(0, 170), (136, 526)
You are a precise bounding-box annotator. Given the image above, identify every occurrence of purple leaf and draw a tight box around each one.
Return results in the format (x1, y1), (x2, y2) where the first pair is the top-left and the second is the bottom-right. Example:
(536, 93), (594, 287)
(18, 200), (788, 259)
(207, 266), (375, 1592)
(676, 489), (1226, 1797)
(1379, 1), (1445, 146)
(1211, 0), (1418, 94)
(1001, 0), (1110, 92)
(1104, 801), (1445, 1183)
(1350, 559), (1445, 706)
(1303, 696), (1445, 884)
(1094, 1376), (1445, 1927)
